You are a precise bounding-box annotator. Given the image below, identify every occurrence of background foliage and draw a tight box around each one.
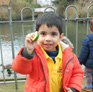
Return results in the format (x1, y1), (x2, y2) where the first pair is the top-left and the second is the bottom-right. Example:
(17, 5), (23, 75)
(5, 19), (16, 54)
(0, 0), (41, 20)
(0, 0), (93, 20)
(52, 0), (93, 18)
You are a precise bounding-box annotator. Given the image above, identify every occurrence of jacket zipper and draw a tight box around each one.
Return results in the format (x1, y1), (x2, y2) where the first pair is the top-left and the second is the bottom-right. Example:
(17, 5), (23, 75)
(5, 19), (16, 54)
(61, 57), (74, 92)
(35, 53), (74, 92)
(35, 53), (46, 92)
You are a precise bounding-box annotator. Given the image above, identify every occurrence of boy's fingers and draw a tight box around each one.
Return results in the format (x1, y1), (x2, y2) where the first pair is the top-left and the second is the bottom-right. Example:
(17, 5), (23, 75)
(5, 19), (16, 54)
(25, 34), (34, 43)
(65, 87), (70, 90)
(65, 87), (72, 92)
(25, 38), (31, 43)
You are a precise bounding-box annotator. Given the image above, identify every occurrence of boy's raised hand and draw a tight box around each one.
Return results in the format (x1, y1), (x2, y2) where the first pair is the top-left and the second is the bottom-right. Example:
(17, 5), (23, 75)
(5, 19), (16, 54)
(65, 87), (73, 92)
(25, 33), (37, 55)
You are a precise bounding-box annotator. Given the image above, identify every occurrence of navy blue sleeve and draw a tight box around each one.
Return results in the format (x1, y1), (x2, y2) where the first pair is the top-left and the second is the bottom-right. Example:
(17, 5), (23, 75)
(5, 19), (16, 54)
(78, 38), (89, 65)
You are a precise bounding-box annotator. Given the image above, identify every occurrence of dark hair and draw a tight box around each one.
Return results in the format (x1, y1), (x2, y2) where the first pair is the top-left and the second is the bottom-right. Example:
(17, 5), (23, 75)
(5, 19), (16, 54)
(90, 19), (93, 31)
(36, 12), (63, 34)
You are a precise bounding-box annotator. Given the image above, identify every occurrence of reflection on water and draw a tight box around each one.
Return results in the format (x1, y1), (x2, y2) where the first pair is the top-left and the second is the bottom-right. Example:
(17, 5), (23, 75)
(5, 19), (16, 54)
(0, 21), (87, 77)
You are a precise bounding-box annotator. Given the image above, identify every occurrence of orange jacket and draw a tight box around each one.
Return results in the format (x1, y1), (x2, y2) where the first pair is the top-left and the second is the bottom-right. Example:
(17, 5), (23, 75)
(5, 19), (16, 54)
(12, 43), (84, 92)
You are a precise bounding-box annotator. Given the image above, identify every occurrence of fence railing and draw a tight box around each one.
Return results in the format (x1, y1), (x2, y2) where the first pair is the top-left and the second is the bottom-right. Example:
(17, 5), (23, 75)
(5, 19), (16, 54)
(0, 5), (93, 90)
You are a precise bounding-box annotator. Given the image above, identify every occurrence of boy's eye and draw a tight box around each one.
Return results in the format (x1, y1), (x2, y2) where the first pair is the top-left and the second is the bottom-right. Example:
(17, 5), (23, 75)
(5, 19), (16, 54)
(41, 32), (46, 36)
(52, 32), (57, 36)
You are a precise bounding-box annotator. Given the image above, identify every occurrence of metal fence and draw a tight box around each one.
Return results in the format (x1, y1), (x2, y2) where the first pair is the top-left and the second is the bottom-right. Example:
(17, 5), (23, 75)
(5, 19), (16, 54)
(0, 4), (93, 90)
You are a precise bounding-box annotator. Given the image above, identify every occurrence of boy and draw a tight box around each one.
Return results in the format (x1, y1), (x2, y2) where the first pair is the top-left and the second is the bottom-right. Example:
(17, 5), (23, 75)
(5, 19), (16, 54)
(12, 12), (84, 92)
(78, 19), (93, 91)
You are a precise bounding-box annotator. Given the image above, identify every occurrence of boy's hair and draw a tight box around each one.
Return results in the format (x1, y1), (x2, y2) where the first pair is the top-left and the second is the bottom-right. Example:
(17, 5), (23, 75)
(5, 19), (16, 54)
(90, 19), (93, 31)
(36, 12), (63, 34)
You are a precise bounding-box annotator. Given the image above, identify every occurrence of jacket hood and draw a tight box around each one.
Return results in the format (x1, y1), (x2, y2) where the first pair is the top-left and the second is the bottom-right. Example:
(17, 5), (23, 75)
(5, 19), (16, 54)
(60, 41), (70, 51)
(87, 34), (93, 42)
(62, 36), (74, 48)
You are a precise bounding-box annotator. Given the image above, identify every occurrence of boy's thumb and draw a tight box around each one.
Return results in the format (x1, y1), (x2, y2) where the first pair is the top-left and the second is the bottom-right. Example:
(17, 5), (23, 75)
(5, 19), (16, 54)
(65, 87), (70, 91)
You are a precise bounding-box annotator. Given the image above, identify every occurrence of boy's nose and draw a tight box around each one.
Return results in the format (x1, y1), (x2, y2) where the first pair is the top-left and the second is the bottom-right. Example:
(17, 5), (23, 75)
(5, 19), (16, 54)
(45, 35), (52, 41)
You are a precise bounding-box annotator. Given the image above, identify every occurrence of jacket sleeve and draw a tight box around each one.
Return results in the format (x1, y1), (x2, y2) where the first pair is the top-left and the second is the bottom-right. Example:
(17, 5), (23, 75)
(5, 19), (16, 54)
(12, 47), (36, 74)
(69, 54), (84, 92)
(21, 47), (35, 59)
(78, 38), (89, 65)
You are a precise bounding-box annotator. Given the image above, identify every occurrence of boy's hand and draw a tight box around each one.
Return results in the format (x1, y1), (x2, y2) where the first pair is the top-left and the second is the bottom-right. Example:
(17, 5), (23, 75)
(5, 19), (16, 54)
(25, 33), (37, 55)
(65, 87), (73, 92)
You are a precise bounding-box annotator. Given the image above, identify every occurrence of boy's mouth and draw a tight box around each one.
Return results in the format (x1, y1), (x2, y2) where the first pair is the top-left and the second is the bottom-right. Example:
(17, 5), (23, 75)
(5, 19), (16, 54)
(44, 44), (52, 48)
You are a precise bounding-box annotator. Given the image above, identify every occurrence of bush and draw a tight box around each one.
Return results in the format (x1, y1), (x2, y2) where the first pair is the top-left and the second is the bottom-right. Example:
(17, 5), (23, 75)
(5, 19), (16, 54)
(0, 0), (41, 20)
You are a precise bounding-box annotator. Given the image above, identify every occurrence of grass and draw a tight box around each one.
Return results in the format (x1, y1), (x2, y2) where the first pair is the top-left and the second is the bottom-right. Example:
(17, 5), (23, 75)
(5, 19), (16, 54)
(0, 78), (86, 92)
(82, 77), (86, 92)
(0, 82), (25, 92)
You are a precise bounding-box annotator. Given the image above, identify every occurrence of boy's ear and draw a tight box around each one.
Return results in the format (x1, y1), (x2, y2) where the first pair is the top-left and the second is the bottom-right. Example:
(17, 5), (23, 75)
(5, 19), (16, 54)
(89, 27), (92, 33)
(59, 33), (64, 41)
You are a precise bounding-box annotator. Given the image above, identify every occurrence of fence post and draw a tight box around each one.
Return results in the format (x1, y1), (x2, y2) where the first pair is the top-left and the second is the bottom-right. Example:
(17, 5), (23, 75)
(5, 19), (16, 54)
(0, 30), (5, 83)
(44, 7), (56, 13)
(87, 4), (93, 35)
(65, 5), (78, 56)
(8, 8), (18, 90)
(21, 7), (35, 46)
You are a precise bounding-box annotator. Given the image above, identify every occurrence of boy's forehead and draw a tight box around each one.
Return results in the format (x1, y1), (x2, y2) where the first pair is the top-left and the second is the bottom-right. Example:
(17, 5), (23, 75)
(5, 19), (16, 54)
(40, 24), (58, 28)
(39, 24), (59, 29)
(38, 24), (60, 33)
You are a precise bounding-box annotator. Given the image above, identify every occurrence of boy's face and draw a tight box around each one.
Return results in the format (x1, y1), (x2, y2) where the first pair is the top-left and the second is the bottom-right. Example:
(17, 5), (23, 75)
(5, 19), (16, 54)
(37, 24), (63, 51)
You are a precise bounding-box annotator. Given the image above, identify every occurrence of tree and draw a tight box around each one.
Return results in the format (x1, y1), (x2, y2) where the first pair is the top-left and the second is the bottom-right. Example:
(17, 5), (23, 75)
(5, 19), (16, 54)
(25, 0), (33, 4)
(52, 0), (76, 16)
